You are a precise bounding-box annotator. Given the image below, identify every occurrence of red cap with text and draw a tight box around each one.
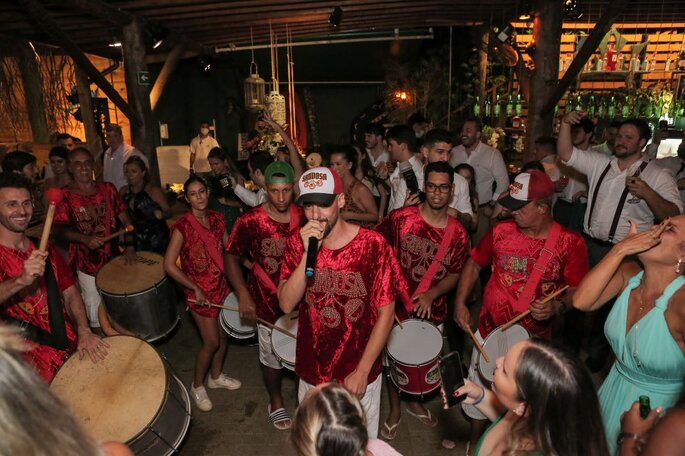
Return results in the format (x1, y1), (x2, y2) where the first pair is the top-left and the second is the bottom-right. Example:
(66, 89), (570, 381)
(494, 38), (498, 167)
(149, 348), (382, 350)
(296, 166), (343, 206)
(498, 170), (555, 211)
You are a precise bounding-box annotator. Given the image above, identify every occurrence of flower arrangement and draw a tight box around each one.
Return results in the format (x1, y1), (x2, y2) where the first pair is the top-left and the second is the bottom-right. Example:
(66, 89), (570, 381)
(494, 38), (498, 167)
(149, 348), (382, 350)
(482, 125), (506, 148)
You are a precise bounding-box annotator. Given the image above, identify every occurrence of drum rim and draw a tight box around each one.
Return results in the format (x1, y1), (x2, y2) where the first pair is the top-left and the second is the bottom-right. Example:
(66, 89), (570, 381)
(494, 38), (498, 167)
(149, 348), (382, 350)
(95, 252), (167, 295)
(50, 335), (169, 443)
(386, 318), (443, 361)
(477, 323), (531, 380)
(97, 275), (169, 298)
(219, 309), (257, 337)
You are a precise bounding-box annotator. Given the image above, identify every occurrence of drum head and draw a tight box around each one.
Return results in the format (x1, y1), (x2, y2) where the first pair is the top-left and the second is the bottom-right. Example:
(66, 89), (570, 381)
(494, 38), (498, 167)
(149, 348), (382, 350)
(271, 312), (298, 366)
(386, 319), (442, 365)
(478, 324), (530, 383)
(96, 252), (165, 295)
(220, 293), (256, 337)
(50, 336), (166, 443)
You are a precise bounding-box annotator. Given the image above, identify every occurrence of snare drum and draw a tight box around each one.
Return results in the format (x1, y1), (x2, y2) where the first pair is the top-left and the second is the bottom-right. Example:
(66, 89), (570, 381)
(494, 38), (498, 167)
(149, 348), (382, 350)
(477, 324), (530, 383)
(271, 311), (298, 371)
(385, 319), (443, 395)
(50, 336), (191, 456)
(219, 293), (257, 339)
(96, 252), (179, 342)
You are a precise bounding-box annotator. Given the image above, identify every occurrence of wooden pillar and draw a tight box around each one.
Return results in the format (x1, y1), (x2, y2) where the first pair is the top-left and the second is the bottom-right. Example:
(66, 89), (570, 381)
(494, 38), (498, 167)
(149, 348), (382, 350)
(525, 0), (563, 162)
(121, 18), (159, 183)
(150, 43), (186, 112)
(15, 42), (50, 143)
(478, 27), (489, 116)
(75, 66), (104, 178)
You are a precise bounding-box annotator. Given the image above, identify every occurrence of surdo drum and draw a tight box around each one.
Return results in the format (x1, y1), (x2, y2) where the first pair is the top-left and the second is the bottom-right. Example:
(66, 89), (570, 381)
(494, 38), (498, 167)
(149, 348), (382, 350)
(50, 336), (191, 455)
(219, 293), (257, 339)
(385, 319), (443, 395)
(96, 252), (179, 342)
(478, 324), (530, 383)
(271, 311), (298, 371)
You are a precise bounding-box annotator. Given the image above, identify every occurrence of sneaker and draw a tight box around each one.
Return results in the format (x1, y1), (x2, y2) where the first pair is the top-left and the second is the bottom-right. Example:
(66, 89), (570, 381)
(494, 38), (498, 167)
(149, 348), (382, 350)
(207, 373), (242, 390)
(190, 384), (213, 412)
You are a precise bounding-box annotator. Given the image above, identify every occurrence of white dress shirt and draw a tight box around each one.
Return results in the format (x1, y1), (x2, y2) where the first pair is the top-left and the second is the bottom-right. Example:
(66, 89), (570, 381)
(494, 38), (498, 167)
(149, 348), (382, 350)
(234, 185), (266, 207)
(557, 147), (588, 203)
(564, 149), (683, 242)
(103, 143), (148, 191)
(449, 142), (509, 204)
(366, 149), (389, 197)
(388, 155), (424, 212)
(655, 156), (685, 206)
(190, 135), (219, 173)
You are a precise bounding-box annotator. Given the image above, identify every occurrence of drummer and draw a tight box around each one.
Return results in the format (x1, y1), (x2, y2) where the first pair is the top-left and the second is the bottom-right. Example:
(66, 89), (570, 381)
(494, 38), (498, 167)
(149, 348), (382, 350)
(0, 172), (107, 382)
(164, 175), (241, 413)
(53, 147), (137, 332)
(453, 170), (588, 453)
(375, 161), (470, 438)
(225, 161), (305, 430)
(278, 167), (408, 439)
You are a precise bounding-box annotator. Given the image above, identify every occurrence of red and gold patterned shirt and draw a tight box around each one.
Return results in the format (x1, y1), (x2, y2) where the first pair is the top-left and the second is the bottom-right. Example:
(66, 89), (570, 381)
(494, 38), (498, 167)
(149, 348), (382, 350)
(172, 211), (229, 318)
(472, 220), (588, 339)
(53, 183), (127, 275)
(376, 205), (470, 325)
(225, 204), (305, 324)
(280, 228), (408, 385)
(0, 242), (78, 382)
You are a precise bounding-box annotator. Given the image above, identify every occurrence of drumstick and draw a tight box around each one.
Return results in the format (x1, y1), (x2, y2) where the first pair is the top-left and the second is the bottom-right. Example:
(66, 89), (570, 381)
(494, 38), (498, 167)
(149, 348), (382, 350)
(465, 326), (489, 363)
(394, 314), (404, 329)
(101, 225), (134, 243)
(188, 299), (297, 339)
(39, 188), (64, 251)
(501, 285), (570, 331)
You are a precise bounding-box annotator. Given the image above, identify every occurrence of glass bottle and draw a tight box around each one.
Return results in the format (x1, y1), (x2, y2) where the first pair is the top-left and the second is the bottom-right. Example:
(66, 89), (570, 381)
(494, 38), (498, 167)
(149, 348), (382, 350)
(473, 96), (481, 116)
(494, 94), (501, 117)
(515, 93), (523, 116)
(622, 96), (630, 118)
(588, 95), (596, 118)
(608, 96), (616, 118)
(506, 94), (514, 116)
(484, 96), (492, 118)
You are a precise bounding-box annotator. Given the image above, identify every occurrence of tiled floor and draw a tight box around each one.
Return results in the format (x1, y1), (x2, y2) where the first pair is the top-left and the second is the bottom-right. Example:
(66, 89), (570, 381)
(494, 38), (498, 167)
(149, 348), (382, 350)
(155, 304), (473, 455)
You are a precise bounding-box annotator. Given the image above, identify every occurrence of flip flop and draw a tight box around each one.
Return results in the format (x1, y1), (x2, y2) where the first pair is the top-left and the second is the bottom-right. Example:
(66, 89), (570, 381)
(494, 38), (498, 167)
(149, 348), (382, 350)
(405, 407), (438, 427)
(380, 419), (401, 440)
(268, 405), (291, 430)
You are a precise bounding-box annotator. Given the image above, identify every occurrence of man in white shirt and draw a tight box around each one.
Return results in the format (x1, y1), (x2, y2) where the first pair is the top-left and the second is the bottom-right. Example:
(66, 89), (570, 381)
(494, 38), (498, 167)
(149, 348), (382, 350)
(558, 112), (682, 369)
(189, 121), (219, 175)
(449, 118), (509, 243)
(654, 144), (685, 207)
(591, 120), (620, 155)
(365, 122), (389, 169)
(386, 125), (423, 213)
(230, 151), (270, 207)
(103, 124), (148, 191)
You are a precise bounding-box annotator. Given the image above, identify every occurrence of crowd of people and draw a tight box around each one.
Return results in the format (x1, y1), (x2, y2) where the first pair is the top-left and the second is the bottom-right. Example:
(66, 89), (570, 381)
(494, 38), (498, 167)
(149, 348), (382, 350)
(0, 110), (684, 456)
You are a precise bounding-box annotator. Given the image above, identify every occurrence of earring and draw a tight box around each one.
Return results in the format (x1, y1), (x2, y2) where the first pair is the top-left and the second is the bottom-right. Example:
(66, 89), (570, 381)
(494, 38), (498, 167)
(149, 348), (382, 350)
(513, 404), (525, 416)
(676, 258), (685, 274)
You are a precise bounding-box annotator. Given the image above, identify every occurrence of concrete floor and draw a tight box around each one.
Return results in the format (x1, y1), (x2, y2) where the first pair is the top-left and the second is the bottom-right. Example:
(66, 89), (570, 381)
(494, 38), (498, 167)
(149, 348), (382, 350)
(155, 303), (473, 456)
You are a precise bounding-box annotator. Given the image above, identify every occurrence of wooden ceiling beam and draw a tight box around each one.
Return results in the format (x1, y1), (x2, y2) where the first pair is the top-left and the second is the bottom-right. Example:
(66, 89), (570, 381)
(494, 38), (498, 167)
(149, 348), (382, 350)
(60, 0), (134, 26)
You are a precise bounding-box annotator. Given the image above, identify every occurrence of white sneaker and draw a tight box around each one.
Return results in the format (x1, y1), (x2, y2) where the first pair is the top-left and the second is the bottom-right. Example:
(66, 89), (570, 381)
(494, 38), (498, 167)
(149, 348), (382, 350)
(190, 384), (213, 412)
(207, 373), (242, 390)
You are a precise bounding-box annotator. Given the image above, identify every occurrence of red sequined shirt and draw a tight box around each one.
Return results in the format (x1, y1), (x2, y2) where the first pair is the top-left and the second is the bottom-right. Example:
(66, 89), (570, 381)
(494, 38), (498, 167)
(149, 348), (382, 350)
(225, 204), (305, 324)
(53, 183), (127, 275)
(280, 228), (408, 385)
(0, 242), (78, 382)
(376, 206), (470, 325)
(472, 220), (588, 339)
(172, 211), (230, 318)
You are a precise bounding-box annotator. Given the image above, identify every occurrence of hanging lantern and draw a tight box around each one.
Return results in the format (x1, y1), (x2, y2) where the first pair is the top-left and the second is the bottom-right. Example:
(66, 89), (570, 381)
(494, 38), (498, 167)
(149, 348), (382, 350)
(244, 62), (266, 112)
(266, 89), (287, 126)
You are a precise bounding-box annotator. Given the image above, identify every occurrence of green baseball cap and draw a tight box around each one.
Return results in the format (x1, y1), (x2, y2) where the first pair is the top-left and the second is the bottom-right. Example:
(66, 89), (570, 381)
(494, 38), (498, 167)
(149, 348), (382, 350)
(264, 161), (295, 184)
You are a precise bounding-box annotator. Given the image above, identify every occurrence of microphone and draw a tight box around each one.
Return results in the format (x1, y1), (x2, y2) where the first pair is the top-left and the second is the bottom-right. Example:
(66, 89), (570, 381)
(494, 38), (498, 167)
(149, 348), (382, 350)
(398, 161), (425, 202)
(305, 237), (318, 277)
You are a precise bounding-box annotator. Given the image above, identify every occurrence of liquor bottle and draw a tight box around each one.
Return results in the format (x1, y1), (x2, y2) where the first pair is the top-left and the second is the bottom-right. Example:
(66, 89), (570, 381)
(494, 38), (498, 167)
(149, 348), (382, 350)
(515, 93), (523, 116)
(641, 58), (649, 72)
(596, 56), (604, 71)
(473, 96), (481, 116)
(506, 94), (514, 116)
(576, 94), (583, 112)
(484, 96), (492, 118)
(598, 97), (606, 118)
(494, 94), (501, 117)
(617, 53), (626, 70)
(630, 56), (640, 71)
(588, 95), (596, 118)
(622, 96), (630, 118)
(608, 96), (616, 118)
(605, 43), (617, 71)
(639, 396), (651, 419)
(566, 94), (574, 113)
(665, 56), (672, 71)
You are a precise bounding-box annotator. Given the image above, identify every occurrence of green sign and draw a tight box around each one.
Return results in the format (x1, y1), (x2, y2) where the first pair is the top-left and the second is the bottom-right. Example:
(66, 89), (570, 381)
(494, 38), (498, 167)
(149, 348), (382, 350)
(137, 71), (150, 86)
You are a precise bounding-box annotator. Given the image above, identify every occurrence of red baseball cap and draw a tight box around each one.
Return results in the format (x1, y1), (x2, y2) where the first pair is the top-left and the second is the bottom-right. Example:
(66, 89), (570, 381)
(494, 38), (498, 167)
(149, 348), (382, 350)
(498, 170), (555, 210)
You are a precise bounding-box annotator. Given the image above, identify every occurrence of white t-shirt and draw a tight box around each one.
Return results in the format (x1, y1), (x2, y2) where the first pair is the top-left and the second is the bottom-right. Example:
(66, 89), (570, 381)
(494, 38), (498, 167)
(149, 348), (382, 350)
(564, 149), (682, 242)
(190, 135), (219, 173)
(449, 142), (509, 204)
(366, 149), (389, 197)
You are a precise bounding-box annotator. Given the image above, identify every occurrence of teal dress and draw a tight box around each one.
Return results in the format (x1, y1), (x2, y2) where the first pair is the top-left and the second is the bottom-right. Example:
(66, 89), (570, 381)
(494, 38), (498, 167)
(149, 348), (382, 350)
(599, 272), (685, 454)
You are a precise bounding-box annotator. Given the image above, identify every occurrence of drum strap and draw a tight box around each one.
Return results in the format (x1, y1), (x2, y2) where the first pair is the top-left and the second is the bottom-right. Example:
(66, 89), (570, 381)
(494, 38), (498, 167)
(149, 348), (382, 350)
(413, 217), (458, 298)
(2, 240), (68, 350)
(513, 222), (562, 314)
(251, 205), (301, 293)
(187, 213), (225, 274)
(98, 182), (113, 257)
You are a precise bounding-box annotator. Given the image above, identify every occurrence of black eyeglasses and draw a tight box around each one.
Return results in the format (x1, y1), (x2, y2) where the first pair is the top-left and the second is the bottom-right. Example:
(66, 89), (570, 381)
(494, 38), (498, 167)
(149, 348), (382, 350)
(425, 183), (452, 193)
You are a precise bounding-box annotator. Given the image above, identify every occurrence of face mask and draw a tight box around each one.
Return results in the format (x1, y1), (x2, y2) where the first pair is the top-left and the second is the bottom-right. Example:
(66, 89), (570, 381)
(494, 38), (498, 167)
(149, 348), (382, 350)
(200, 127), (210, 135)
(415, 131), (425, 139)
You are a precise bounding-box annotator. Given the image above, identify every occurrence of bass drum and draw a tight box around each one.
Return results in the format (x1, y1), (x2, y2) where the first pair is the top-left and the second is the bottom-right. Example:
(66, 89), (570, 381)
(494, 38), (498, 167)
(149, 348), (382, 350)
(50, 336), (191, 456)
(96, 252), (179, 342)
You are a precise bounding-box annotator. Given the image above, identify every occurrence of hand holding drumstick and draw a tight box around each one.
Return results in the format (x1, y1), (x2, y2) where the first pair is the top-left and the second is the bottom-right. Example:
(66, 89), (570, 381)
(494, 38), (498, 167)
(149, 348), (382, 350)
(503, 285), (570, 330)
